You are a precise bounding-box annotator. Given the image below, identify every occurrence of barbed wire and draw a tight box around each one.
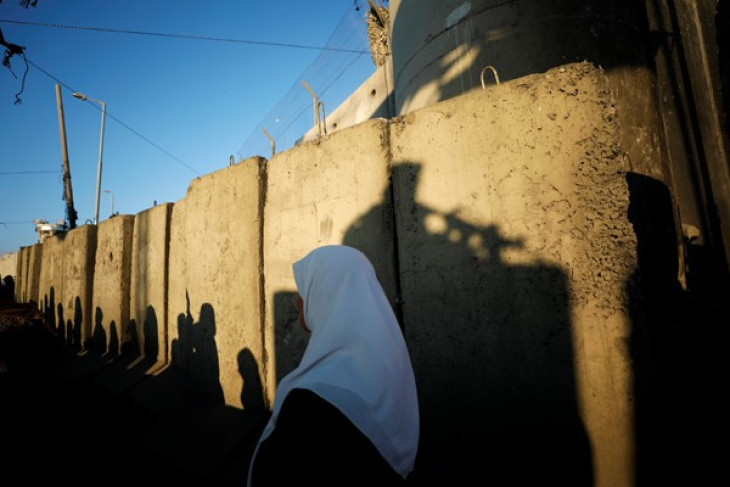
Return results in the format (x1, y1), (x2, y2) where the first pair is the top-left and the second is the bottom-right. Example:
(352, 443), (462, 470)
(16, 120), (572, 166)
(237, 6), (374, 160)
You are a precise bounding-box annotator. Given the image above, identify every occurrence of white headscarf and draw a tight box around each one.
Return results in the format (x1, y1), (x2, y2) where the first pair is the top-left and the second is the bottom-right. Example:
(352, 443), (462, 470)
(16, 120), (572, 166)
(248, 245), (419, 482)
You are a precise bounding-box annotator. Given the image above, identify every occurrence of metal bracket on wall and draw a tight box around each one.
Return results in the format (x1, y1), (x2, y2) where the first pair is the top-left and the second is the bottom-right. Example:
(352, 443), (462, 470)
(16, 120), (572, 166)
(481, 65), (500, 88)
(302, 80), (327, 137)
(317, 100), (327, 136)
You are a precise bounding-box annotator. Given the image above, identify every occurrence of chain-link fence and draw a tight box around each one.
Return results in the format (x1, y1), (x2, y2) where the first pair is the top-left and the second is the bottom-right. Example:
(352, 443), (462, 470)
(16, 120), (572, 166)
(237, 5), (375, 161)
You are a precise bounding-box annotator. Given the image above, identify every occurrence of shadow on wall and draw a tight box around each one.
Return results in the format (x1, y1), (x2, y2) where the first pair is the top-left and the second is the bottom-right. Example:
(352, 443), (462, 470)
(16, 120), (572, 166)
(269, 161), (592, 485)
(626, 172), (729, 486)
(90, 306), (120, 357)
(69, 296), (83, 351)
(170, 293), (225, 403)
(272, 291), (309, 384)
(0, 275), (15, 302)
(403, 163), (591, 485)
(123, 305), (161, 371)
(238, 347), (266, 416)
(390, 0), (650, 113)
(42, 287), (56, 338)
(6, 299), (269, 484)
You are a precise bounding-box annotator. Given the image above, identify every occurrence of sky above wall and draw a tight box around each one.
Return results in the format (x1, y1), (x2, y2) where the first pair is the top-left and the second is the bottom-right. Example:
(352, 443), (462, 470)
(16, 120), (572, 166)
(1, 0), (377, 255)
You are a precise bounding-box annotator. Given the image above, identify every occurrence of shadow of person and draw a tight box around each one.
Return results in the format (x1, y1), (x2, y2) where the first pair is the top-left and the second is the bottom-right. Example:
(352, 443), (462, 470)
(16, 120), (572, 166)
(0, 274), (15, 302)
(238, 348), (266, 416)
(171, 294), (194, 371)
(344, 162), (592, 485)
(123, 305), (161, 372)
(56, 302), (66, 347)
(91, 306), (108, 355)
(170, 293), (224, 404)
(143, 305), (160, 365)
(625, 172), (728, 485)
(71, 296), (83, 351)
(271, 291), (310, 383)
(189, 303), (225, 403)
(43, 286), (56, 336)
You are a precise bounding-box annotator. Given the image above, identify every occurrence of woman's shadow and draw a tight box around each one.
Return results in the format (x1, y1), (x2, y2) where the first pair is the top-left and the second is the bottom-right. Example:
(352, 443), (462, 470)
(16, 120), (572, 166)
(343, 162), (593, 486)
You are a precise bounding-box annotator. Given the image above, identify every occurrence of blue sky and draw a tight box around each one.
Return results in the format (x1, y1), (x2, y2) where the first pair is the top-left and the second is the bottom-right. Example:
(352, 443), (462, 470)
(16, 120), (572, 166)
(1, 0), (376, 255)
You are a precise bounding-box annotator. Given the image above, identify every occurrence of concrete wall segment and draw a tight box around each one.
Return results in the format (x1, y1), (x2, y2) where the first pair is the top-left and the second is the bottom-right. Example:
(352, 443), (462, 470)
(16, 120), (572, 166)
(262, 119), (396, 406)
(170, 158), (266, 409)
(14, 247), (26, 302)
(390, 62), (637, 485)
(0, 252), (17, 280)
(130, 203), (172, 368)
(62, 225), (97, 349)
(27, 244), (42, 305)
(38, 234), (65, 334)
(91, 215), (134, 355)
(167, 198), (187, 368)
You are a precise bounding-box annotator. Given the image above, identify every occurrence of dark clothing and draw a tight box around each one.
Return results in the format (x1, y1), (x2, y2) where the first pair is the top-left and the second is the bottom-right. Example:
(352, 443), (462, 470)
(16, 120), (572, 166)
(249, 388), (405, 486)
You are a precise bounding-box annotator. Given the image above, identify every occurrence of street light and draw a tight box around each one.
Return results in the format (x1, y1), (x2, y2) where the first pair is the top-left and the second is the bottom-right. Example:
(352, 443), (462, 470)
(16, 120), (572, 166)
(102, 189), (114, 218)
(72, 91), (106, 225)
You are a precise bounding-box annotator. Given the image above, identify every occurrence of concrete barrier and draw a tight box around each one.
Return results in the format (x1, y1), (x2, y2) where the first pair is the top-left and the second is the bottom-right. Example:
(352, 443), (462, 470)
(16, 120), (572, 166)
(167, 197), (187, 367)
(38, 234), (66, 334)
(263, 118), (396, 402)
(91, 215), (134, 355)
(61, 225), (97, 349)
(4, 63), (670, 487)
(130, 203), (173, 369)
(14, 247), (27, 302)
(168, 158), (265, 409)
(390, 62), (637, 484)
(0, 252), (17, 280)
(27, 244), (43, 305)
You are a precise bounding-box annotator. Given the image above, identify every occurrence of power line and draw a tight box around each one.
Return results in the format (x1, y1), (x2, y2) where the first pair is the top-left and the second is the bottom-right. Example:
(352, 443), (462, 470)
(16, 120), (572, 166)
(0, 170), (60, 174)
(0, 19), (371, 54)
(25, 58), (203, 176)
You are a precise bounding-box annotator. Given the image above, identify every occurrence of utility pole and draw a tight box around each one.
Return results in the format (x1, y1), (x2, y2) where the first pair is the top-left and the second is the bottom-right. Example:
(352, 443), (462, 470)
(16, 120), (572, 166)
(55, 83), (77, 229)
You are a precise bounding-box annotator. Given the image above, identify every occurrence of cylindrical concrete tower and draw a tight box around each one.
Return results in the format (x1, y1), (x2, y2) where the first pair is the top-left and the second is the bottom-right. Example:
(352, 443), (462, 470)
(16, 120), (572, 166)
(389, 0), (648, 115)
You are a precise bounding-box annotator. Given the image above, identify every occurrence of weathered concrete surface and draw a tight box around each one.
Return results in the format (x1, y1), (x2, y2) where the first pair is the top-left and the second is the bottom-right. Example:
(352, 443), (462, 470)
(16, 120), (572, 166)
(61, 225), (97, 349)
(168, 158), (265, 410)
(130, 203), (173, 368)
(263, 118), (396, 402)
(391, 62), (637, 486)
(167, 197), (187, 365)
(26, 244), (43, 305)
(14, 247), (26, 302)
(91, 215), (134, 355)
(38, 234), (66, 334)
(0, 252), (17, 279)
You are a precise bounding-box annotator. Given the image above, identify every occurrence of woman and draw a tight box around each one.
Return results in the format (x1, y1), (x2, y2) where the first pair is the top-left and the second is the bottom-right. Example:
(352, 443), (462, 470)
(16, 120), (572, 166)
(247, 245), (420, 486)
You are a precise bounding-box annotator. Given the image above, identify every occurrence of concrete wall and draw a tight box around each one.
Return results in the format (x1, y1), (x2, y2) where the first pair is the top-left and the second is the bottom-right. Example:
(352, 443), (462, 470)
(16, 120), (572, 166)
(91, 215), (134, 355)
(26, 244), (43, 305)
(130, 203), (172, 368)
(38, 234), (65, 333)
(9, 62), (675, 487)
(0, 252), (17, 280)
(167, 159), (265, 408)
(61, 225), (97, 349)
(14, 247), (26, 302)
(391, 62), (637, 485)
(263, 118), (396, 403)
